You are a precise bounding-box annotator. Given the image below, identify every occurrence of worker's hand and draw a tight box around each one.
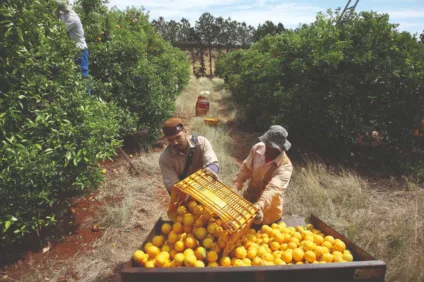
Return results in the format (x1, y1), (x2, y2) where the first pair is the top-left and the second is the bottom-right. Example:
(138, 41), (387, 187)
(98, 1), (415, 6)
(253, 203), (263, 224)
(234, 182), (243, 191)
(204, 167), (220, 181)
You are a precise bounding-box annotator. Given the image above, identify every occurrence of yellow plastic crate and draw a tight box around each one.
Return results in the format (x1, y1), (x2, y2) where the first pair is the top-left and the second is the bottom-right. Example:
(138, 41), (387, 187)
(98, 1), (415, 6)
(204, 118), (220, 126)
(167, 169), (258, 256)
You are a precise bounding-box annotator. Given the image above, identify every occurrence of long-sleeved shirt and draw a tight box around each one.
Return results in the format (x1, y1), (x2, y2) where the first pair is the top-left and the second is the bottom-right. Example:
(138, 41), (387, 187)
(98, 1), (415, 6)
(59, 11), (87, 50)
(233, 142), (293, 225)
(159, 135), (219, 194)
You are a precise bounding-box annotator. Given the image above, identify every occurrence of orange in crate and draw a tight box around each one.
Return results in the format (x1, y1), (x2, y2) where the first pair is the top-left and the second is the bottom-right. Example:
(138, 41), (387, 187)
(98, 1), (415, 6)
(204, 118), (220, 126)
(167, 169), (258, 256)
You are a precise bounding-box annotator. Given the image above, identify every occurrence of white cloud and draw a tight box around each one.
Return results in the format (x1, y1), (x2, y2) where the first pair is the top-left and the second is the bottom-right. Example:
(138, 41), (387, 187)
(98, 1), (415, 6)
(385, 9), (424, 19)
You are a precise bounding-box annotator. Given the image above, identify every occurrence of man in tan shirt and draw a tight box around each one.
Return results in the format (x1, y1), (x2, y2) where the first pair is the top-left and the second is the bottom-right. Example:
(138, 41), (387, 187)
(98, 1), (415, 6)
(233, 125), (293, 225)
(159, 118), (219, 195)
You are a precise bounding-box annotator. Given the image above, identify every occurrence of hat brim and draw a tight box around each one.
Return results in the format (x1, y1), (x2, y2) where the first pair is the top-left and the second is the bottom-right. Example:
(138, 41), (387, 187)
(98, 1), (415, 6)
(259, 135), (291, 151)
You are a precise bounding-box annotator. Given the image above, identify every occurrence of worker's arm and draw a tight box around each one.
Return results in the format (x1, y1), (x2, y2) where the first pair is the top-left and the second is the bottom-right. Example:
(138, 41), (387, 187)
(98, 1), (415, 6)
(159, 154), (179, 195)
(200, 136), (219, 173)
(256, 161), (293, 212)
(233, 145), (256, 189)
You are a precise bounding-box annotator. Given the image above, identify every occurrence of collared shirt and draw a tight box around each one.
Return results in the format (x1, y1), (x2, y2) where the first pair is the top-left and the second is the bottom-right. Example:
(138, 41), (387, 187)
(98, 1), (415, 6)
(159, 135), (219, 194)
(234, 142), (293, 224)
(59, 11), (88, 50)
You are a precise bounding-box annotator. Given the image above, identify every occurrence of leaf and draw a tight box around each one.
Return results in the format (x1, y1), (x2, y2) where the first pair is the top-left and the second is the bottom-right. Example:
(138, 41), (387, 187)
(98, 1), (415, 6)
(35, 144), (42, 150)
(4, 221), (11, 232)
(65, 151), (72, 160)
(11, 216), (18, 221)
(18, 29), (23, 42)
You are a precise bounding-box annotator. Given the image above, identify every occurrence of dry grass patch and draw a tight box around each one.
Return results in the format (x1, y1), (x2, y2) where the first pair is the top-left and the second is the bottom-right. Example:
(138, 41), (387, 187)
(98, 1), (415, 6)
(285, 158), (424, 282)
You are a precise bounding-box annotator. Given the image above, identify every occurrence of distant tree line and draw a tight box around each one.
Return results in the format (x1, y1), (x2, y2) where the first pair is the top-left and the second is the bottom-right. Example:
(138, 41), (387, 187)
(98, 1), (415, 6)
(151, 13), (285, 77)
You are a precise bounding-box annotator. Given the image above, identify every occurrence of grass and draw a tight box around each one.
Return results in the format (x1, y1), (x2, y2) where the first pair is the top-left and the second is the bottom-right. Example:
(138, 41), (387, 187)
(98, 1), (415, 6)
(284, 158), (424, 281)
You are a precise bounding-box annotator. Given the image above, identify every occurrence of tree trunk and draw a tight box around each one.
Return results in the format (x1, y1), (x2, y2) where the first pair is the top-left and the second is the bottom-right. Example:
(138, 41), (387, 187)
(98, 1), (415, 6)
(200, 48), (206, 77)
(191, 47), (195, 76)
(209, 46), (213, 79)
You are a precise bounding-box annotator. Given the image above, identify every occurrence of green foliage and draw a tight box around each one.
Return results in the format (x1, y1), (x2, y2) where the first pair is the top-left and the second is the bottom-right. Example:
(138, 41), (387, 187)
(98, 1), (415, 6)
(75, 2), (190, 148)
(0, 0), (127, 244)
(216, 11), (424, 178)
(253, 20), (285, 42)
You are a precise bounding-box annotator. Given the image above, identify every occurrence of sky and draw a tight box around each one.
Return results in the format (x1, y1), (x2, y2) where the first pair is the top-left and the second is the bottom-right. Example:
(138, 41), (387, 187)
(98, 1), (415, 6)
(99, 0), (423, 36)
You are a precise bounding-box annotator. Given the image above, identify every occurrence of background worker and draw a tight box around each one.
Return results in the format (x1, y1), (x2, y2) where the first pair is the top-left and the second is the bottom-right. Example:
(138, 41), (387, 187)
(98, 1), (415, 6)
(159, 118), (219, 195)
(56, 1), (90, 84)
(233, 125), (293, 225)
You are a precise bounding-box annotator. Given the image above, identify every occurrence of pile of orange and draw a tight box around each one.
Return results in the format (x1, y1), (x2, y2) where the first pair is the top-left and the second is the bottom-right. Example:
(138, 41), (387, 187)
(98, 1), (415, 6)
(133, 200), (354, 268)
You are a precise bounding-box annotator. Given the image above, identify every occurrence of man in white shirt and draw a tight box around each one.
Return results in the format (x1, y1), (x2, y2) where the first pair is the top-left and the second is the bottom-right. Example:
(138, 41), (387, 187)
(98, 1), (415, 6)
(56, 1), (89, 79)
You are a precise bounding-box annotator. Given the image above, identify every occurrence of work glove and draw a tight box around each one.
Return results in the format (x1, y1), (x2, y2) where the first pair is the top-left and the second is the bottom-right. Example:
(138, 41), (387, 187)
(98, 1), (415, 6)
(204, 167), (220, 181)
(234, 182), (243, 191)
(253, 203), (264, 225)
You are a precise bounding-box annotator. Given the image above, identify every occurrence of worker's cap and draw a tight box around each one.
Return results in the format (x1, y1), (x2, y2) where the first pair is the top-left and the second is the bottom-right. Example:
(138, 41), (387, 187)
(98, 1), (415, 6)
(259, 125), (291, 151)
(56, 1), (72, 13)
(162, 118), (184, 137)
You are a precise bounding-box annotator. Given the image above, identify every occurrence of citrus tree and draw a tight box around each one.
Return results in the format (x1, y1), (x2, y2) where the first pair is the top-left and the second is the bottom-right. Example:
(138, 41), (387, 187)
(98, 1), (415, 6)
(0, 0), (129, 244)
(216, 11), (424, 179)
(75, 1), (190, 149)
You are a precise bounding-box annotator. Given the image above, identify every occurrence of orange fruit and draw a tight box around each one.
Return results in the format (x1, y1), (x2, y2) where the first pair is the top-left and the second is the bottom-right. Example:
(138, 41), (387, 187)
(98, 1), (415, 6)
(146, 245), (160, 259)
(333, 239), (346, 253)
(167, 231), (179, 244)
(177, 206), (187, 216)
(333, 255), (344, 263)
(281, 250), (292, 263)
(324, 236), (335, 245)
(235, 246), (247, 259)
(194, 227), (207, 240)
(247, 247), (257, 259)
(203, 237), (214, 249)
(195, 247), (206, 260)
(133, 250), (148, 266)
(304, 250), (316, 263)
(270, 241), (281, 251)
(144, 260), (155, 268)
(194, 260), (205, 267)
(206, 251), (218, 262)
(174, 241), (185, 252)
(173, 222), (183, 234)
(233, 259), (244, 267)
(292, 248), (304, 262)
(252, 257), (265, 266)
(185, 237), (197, 249)
(220, 256), (231, 266)
(322, 253), (334, 263)
(274, 258), (286, 265)
(144, 242), (153, 252)
(161, 223), (172, 234)
(183, 213), (195, 226)
(152, 235), (165, 247)
(343, 253), (353, 262)
(184, 254), (197, 267)
(242, 258), (252, 266)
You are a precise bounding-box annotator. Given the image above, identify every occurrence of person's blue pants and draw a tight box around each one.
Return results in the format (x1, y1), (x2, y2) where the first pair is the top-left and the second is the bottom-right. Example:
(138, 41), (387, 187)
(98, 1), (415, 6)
(77, 49), (89, 78)
(76, 49), (91, 94)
